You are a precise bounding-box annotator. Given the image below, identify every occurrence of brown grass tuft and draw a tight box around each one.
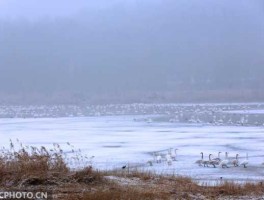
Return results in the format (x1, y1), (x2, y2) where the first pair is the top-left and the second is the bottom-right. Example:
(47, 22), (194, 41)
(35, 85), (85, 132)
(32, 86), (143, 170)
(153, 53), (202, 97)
(0, 140), (100, 187)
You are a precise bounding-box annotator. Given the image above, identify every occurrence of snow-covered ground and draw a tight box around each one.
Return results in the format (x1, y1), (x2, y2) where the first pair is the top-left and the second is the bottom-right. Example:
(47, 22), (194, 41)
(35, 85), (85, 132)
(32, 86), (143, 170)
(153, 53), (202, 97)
(0, 114), (264, 183)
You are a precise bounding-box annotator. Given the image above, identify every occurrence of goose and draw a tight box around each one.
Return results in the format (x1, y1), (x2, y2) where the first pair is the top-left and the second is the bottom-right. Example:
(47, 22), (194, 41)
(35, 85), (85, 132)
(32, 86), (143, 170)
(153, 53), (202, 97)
(240, 153), (249, 168)
(212, 152), (222, 162)
(231, 154), (239, 167)
(169, 148), (178, 161)
(219, 152), (229, 168)
(209, 154), (219, 168)
(195, 152), (204, 166)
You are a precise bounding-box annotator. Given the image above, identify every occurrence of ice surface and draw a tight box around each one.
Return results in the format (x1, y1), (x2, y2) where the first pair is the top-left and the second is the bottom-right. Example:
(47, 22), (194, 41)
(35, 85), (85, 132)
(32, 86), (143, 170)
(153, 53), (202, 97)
(224, 110), (264, 114)
(0, 115), (264, 183)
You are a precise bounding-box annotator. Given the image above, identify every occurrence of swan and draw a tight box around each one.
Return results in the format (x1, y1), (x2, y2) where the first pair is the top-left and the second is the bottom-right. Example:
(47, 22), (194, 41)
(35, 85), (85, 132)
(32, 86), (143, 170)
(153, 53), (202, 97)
(201, 153), (209, 167)
(209, 154), (219, 168)
(231, 154), (239, 167)
(195, 152), (204, 166)
(166, 154), (173, 166)
(166, 153), (172, 161)
(156, 154), (162, 163)
(202, 159), (209, 167)
(212, 152), (222, 162)
(169, 148), (178, 161)
(240, 153), (249, 168)
(219, 152), (229, 168)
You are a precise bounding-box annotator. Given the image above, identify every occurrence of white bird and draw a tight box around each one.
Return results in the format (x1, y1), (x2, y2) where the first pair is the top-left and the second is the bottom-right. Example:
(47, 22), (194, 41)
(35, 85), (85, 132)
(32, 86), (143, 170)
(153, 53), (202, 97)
(240, 153), (249, 168)
(231, 154), (239, 167)
(169, 148), (178, 161)
(195, 152), (204, 166)
(166, 154), (173, 166)
(156, 154), (162, 163)
(166, 153), (171, 160)
(219, 152), (229, 168)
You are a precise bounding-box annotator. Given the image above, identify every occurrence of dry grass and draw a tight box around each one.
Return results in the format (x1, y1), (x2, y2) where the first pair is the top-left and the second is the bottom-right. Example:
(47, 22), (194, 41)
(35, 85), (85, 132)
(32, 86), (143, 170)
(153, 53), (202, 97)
(0, 140), (102, 187)
(169, 178), (264, 199)
(0, 141), (263, 200)
(80, 187), (163, 200)
(104, 168), (155, 181)
(75, 175), (264, 200)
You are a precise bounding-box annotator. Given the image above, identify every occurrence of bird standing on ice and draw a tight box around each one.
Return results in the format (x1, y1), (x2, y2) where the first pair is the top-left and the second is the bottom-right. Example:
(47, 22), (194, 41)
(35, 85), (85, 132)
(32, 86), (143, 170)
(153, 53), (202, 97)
(219, 152), (229, 168)
(169, 148), (178, 161)
(212, 152), (222, 162)
(201, 153), (209, 167)
(231, 154), (239, 167)
(156, 154), (162, 163)
(166, 154), (172, 166)
(240, 153), (249, 168)
(195, 152), (204, 166)
(209, 154), (219, 168)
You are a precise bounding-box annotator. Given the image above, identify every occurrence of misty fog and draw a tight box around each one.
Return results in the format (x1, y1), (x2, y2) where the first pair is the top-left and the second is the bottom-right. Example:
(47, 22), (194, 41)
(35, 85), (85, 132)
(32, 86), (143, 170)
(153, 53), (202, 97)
(0, 0), (263, 104)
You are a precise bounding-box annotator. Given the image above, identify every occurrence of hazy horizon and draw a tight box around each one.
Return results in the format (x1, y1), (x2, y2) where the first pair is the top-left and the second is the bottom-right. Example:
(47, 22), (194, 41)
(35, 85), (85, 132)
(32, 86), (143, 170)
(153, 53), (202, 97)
(0, 0), (263, 104)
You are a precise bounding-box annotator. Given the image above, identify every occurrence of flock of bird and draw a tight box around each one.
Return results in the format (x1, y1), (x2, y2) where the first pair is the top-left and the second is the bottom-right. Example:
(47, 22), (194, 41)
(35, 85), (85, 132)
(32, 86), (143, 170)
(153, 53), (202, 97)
(150, 148), (179, 166)
(195, 152), (250, 168)
(148, 148), (264, 168)
(1, 104), (264, 127)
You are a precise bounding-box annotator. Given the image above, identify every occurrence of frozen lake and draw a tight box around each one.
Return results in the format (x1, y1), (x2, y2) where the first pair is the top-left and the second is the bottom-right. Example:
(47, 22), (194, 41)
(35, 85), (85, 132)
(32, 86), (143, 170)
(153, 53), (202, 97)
(0, 114), (264, 183)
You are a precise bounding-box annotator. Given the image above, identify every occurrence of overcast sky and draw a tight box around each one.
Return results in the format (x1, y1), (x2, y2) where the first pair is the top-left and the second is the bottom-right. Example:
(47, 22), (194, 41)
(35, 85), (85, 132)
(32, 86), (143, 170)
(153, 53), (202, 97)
(0, 0), (138, 20)
(0, 0), (262, 20)
(0, 0), (263, 102)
